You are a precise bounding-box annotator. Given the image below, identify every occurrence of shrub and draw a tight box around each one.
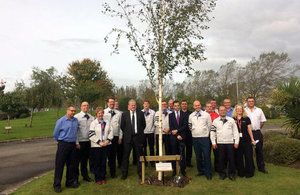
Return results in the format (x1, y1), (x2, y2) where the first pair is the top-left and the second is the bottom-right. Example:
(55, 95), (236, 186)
(263, 132), (300, 165)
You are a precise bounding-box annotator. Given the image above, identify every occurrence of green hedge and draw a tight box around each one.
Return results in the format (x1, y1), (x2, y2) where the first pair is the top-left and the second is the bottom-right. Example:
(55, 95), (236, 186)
(263, 132), (300, 165)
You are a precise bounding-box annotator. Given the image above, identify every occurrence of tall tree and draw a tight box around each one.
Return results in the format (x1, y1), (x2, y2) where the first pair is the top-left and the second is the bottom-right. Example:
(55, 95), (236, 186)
(103, 0), (216, 180)
(242, 52), (299, 103)
(67, 58), (114, 108)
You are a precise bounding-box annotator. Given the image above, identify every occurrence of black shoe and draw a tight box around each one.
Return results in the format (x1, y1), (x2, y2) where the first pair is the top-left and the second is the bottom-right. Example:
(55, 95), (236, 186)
(111, 174), (116, 179)
(186, 163), (193, 167)
(206, 175), (212, 180)
(259, 169), (268, 174)
(83, 177), (93, 182)
(197, 172), (204, 177)
(54, 187), (62, 193)
(219, 175), (226, 180)
(66, 183), (79, 188)
(121, 175), (127, 180)
(228, 175), (235, 181)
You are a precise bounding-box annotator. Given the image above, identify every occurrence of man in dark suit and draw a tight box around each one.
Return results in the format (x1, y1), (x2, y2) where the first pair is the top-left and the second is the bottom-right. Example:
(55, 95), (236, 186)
(169, 101), (188, 176)
(120, 99), (146, 180)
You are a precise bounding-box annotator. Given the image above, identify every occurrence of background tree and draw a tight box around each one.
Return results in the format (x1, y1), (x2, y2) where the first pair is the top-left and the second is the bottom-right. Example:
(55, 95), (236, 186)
(103, 0), (216, 180)
(272, 77), (300, 138)
(67, 58), (114, 108)
(242, 52), (299, 104)
(0, 91), (26, 132)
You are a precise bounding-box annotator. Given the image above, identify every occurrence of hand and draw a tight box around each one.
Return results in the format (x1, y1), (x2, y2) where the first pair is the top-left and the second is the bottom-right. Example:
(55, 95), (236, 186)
(164, 128), (170, 134)
(76, 144), (80, 149)
(99, 142), (104, 146)
(212, 144), (217, 149)
(118, 138), (122, 144)
(177, 135), (182, 140)
(251, 140), (256, 146)
(234, 144), (239, 149)
(172, 130), (178, 135)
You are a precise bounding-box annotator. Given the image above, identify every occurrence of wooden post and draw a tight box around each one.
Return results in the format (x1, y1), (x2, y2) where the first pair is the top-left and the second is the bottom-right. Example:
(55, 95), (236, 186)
(176, 159), (180, 176)
(141, 161), (145, 184)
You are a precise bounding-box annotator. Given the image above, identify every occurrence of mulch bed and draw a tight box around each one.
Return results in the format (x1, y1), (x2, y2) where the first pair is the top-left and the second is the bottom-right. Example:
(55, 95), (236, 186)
(145, 175), (191, 188)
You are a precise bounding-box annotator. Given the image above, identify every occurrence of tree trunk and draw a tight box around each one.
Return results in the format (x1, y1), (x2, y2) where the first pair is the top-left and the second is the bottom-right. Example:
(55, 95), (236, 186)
(56, 108), (60, 120)
(158, 0), (166, 181)
(29, 108), (34, 127)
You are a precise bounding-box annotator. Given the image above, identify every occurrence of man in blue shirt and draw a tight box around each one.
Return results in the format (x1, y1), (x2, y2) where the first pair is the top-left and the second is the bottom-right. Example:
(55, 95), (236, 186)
(53, 105), (78, 193)
(224, 99), (234, 117)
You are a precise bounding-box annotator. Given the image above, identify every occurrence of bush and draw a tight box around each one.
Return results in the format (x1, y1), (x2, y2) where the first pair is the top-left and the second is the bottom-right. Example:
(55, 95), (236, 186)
(263, 132), (300, 165)
(19, 113), (29, 118)
(258, 105), (280, 119)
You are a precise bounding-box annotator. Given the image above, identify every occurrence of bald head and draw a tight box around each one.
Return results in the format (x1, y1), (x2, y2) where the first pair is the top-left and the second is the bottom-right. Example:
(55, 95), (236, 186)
(81, 101), (89, 113)
(193, 100), (201, 112)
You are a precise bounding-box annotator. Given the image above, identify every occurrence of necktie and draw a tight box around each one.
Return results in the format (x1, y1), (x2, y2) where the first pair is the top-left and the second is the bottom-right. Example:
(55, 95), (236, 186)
(131, 111), (135, 135)
(144, 111), (149, 116)
(196, 112), (201, 118)
(176, 111), (180, 126)
(84, 114), (89, 120)
(110, 110), (115, 117)
(221, 118), (227, 124)
(163, 110), (167, 116)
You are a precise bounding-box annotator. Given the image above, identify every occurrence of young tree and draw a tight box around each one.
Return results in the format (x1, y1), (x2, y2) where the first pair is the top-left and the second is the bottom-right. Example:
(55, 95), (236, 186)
(103, 0), (216, 180)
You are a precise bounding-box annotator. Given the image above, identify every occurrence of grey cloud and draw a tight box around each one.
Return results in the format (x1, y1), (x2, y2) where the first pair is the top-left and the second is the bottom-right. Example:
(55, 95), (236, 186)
(42, 38), (101, 46)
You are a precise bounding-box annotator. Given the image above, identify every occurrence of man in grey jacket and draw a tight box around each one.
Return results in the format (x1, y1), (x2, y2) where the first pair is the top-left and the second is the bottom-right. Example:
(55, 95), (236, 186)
(74, 101), (94, 183)
(104, 97), (122, 178)
(210, 106), (239, 181)
(189, 100), (212, 180)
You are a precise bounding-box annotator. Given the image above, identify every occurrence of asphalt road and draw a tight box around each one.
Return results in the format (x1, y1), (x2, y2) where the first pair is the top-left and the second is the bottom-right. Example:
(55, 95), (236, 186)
(0, 138), (57, 194)
(0, 123), (284, 194)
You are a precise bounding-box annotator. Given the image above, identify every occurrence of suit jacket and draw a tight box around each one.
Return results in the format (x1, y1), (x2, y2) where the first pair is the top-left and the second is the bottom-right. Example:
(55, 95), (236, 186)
(169, 110), (188, 140)
(121, 110), (146, 144)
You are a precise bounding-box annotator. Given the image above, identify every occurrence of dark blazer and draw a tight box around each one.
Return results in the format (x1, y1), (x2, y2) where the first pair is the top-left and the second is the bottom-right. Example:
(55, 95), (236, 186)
(169, 110), (188, 140)
(121, 110), (146, 144)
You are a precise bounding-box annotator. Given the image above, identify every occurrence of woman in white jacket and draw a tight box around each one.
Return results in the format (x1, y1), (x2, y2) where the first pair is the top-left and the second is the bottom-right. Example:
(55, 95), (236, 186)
(89, 107), (113, 185)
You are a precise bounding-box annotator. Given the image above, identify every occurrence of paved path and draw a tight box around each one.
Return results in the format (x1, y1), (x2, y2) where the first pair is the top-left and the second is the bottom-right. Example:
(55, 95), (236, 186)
(0, 138), (57, 194)
(0, 123), (284, 194)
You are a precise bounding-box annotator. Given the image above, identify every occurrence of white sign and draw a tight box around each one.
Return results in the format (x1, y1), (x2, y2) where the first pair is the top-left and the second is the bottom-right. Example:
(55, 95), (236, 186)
(155, 162), (172, 172)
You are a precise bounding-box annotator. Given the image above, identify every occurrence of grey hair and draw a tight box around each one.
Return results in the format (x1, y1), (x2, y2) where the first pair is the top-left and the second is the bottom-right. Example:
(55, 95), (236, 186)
(128, 99), (136, 105)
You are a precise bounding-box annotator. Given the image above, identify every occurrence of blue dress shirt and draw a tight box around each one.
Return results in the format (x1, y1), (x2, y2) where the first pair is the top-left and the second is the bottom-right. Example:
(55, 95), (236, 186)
(226, 107), (234, 117)
(53, 115), (78, 142)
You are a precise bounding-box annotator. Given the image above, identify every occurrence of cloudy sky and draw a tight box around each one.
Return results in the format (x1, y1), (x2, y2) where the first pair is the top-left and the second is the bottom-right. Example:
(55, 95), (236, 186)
(0, 0), (299, 92)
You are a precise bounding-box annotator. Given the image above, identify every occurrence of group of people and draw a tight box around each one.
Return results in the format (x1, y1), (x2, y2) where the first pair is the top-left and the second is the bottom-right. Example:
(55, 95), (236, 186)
(52, 96), (267, 193)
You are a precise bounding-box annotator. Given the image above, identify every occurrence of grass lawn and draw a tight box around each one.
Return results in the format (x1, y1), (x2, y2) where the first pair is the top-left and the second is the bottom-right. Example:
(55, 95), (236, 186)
(0, 110), (69, 141)
(13, 158), (300, 195)
(265, 117), (286, 124)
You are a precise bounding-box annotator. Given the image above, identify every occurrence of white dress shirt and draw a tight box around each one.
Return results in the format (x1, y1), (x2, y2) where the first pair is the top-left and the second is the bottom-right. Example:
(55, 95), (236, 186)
(130, 110), (138, 134)
(245, 106), (267, 130)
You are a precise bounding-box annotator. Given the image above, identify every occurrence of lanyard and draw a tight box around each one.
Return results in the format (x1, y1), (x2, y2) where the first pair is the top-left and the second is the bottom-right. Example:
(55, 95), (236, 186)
(237, 118), (242, 132)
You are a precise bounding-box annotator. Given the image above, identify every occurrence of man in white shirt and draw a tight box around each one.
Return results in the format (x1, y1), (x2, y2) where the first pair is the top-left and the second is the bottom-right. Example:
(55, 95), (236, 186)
(189, 100), (212, 180)
(211, 106), (239, 181)
(104, 97), (122, 178)
(74, 101), (94, 182)
(245, 97), (268, 174)
(142, 100), (156, 167)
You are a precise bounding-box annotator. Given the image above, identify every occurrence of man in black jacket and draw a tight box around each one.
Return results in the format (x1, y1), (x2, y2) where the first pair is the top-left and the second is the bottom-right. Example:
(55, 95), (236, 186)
(120, 99), (146, 180)
(169, 101), (188, 176)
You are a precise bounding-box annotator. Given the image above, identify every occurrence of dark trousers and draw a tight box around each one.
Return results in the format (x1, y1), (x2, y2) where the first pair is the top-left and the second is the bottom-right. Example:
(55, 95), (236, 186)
(193, 137), (212, 176)
(91, 147), (108, 182)
(108, 136), (119, 176)
(143, 133), (155, 165)
(235, 141), (254, 177)
(252, 130), (265, 171)
(217, 144), (235, 177)
(53, 141), (77, 188)
(117, 139), (123, 168)
(185, 131), (193, 165)
(156, 134), (171, 155)
(121, 136), (143, 178)
(132, 144), (137, 165)
(170, 135), (186, 175)
(75, 141), (91, 180)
